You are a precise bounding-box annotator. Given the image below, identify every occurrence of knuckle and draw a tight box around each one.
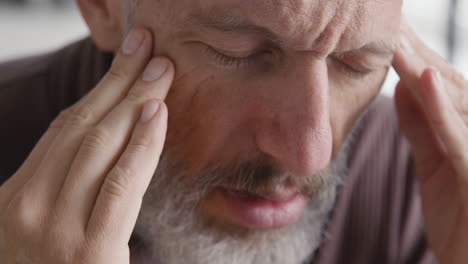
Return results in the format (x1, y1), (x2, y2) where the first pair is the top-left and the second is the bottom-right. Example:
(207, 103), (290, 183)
(5, 192), (41, 237)
(125, 89), (151, 104)
(66, 102), (95, 127)
(1, 194), (81, 264)
(128, 137), (152, 154)
(82, 127), (111, 152)
(106, 61), (130, 83)
(102, 167), (132, 198)
(49, 109), (70, 130)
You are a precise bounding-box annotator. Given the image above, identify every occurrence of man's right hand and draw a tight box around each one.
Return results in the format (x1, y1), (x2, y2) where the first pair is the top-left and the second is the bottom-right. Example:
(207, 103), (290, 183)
(0, 27), (174, 264)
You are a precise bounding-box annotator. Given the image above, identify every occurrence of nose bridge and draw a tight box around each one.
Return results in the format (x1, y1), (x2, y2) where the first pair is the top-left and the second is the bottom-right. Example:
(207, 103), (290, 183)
(281, 58), (329, 125)
(255, 58), (332, 177)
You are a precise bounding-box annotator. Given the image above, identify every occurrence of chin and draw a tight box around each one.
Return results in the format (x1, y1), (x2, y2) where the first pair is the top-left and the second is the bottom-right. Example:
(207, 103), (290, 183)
(132, 146), (349, 264)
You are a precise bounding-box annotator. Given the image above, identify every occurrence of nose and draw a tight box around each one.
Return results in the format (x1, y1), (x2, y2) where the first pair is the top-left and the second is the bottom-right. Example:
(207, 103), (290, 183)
(254, 58), (332, 177)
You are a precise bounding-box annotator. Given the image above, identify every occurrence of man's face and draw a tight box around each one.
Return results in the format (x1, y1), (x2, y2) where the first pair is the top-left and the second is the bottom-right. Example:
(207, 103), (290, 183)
(119, 0), (402, 262)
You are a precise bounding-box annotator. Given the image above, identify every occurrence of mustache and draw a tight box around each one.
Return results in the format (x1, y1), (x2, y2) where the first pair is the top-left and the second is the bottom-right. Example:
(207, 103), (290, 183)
(192, 159), (330, 198)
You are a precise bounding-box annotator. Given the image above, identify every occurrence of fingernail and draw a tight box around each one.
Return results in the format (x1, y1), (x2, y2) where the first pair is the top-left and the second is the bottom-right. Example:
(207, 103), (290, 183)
(400, 36), (414, 55)
(122, 29), (144, 55)
(140, 100), (161, 123)
(142, 57), (168, 82)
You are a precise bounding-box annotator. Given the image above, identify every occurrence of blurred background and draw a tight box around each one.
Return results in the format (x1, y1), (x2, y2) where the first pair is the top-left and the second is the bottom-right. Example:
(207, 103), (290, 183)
(0, 0), (467, 96)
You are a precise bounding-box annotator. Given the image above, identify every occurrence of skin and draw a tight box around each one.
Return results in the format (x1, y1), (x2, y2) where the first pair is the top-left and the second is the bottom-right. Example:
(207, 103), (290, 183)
(0, 29), (174, 263)
(394, 24), (468, 264)
(129, 0), (400, 225)
(0, 0), (466, 263)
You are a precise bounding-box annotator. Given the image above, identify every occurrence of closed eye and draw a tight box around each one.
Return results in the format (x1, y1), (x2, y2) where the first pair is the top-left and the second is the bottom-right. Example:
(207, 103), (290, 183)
(204, 46), (272, 69)
(328, 56), (374, 79)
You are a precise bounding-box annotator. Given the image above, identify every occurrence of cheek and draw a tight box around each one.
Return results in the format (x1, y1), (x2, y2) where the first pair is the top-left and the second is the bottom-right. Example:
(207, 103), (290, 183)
(163, 70), (249, 173)
(328, 70), (388, 157)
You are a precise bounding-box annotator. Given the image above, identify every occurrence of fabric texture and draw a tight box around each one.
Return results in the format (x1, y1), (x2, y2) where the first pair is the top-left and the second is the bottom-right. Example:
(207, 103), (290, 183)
(0, 38), (439, 264)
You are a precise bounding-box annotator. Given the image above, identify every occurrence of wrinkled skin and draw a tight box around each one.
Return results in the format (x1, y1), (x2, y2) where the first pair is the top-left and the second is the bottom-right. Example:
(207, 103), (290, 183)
(2, 0), (468, 263)
(128, 0), (401, 225)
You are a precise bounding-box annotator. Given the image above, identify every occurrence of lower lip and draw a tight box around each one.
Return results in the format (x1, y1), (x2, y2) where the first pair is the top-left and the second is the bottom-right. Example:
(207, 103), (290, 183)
(219, 188), (307, 230)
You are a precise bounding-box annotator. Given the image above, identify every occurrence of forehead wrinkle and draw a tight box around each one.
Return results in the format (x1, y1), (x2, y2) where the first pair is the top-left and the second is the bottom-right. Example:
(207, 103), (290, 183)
(336, 0), (402, 52)
(185, 12), (287, 47)
(239, 0), (342, 53)
(311, 0), (360, 57)
(182, 1), (343, 53)
(177, 0), (398, 57)
(182, 3), (321, 50)
(276, 0), (336, 52)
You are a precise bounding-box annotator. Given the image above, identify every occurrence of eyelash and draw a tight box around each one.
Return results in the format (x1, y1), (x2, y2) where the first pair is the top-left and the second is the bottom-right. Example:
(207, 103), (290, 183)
(329, 57), (373, 79)
(205, 46), (373, 78)
(204, 46), (266, 69)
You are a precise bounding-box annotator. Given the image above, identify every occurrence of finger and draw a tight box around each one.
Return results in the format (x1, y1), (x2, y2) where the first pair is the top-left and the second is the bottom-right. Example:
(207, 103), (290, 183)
(392, 31), (426, 105)
(21, 27), (154, 212)
(86, 100), (168, 243)
(419, 68), (468, 176)
(76, 27), (154, 124)
(395, 22), (449, 73)
(394, 22), (465, 107)
(393, 22), (468, 177)
(56, 57), (174, 227)
(0, 114), (64, 210)
(394, 80), (444, 181)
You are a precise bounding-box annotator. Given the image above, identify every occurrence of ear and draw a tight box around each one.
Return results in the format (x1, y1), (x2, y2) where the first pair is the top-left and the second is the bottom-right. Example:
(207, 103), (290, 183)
(76, 0), (124, 52)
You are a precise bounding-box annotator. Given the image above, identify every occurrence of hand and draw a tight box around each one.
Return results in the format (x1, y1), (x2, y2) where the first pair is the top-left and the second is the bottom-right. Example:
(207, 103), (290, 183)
(0, 27), (174, 264)
(393, 23), (468, 264)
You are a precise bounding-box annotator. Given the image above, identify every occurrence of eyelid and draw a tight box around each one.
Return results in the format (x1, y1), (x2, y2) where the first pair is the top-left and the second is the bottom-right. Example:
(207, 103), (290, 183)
(208, 46), (256, 59)
(207, 42), (271, 58)
(330, 52), (375, 70)
(328, 56), (374, 78)
(204, 44), (274, 69)
(204, 46), (255, 69)
(332, 50), (391, 68)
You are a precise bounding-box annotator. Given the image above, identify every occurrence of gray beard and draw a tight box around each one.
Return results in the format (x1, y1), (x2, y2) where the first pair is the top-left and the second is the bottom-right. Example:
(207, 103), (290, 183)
(132, 144), (350, 264)
(121, 2), (358, 263)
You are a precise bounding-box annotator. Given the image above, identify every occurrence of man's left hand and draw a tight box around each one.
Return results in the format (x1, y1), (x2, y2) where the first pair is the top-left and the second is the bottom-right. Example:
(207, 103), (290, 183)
(393, 23), (468, 264)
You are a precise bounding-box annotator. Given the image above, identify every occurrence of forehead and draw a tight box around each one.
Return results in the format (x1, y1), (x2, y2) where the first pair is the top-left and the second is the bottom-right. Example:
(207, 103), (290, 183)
(171, 0), (402, 55)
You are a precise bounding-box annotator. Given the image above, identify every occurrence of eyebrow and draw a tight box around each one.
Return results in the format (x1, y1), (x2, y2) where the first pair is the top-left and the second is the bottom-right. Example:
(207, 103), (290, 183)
(349, 41), (397, 58)
(185, 11), (397, 58)
(185, 12), (285, 46)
